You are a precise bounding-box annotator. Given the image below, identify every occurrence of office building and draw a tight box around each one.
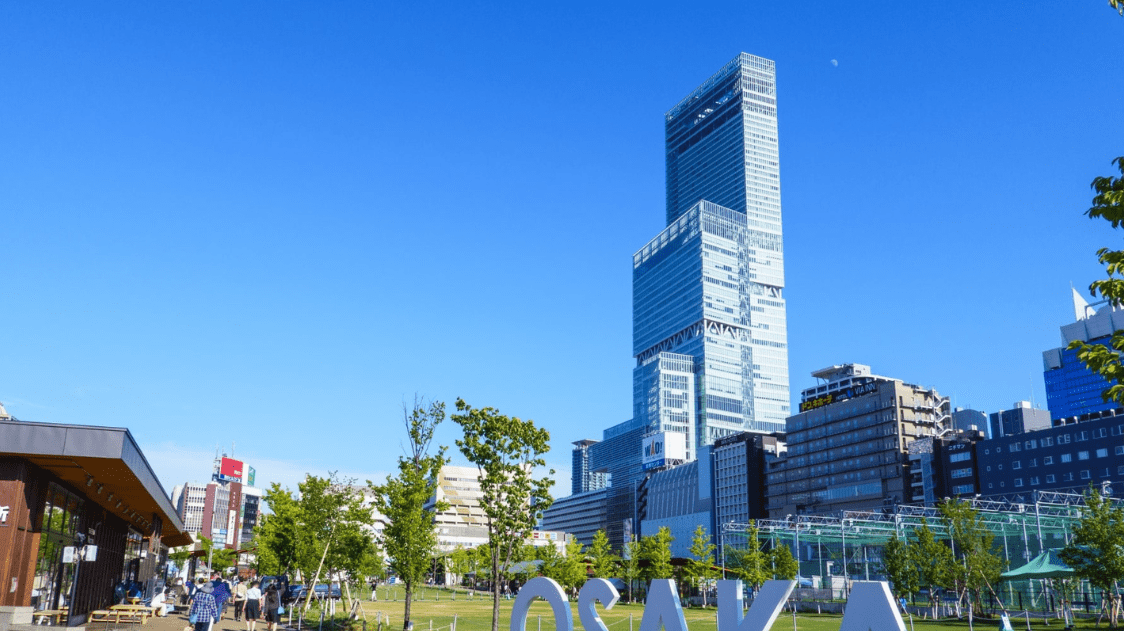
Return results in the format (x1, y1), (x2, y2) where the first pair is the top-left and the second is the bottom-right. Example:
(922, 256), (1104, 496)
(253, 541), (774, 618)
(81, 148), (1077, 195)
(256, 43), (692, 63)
(637, 454), (712, 559)
(1043, 291), (1124, 419)
(976, 408), (1124, 497)
(170, 456), (259, 550)
(990, 401), (1051, 438)
(587, 418), (648, 548)
(426, 465), (489, 551)
(571, 440), (608, 495)
(540, 488), (607, 547)
(951, 407), (988, 435)
(712, 432), (782, 527)
(767, 364), (949, 517)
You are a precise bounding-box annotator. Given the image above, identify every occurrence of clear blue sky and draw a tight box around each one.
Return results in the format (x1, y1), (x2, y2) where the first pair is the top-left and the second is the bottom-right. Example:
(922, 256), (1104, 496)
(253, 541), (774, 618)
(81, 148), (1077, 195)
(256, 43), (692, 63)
(2, 2), (1122, 498)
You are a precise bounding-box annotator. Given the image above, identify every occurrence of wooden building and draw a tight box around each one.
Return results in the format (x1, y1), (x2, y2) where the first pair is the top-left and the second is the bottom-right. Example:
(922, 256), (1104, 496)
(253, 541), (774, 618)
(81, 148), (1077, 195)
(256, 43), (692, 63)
(0, 418), (190, 626)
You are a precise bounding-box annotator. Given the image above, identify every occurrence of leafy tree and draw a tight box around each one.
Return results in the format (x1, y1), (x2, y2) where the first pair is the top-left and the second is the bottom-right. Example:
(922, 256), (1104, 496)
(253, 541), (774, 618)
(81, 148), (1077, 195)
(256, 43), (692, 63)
(257, 484), (303, 575)
(621, 538), (641, 602)
(882, 534), (918, 600)
(724, 523), (769, 590)
(447, 545), (472, 587)
(640, 526), (674, 580)
(370, 398), (449, 631)
(588, 530), (619, 579)
(294, 474), (373, 611)
(909, 520), (953, 619)
(558, 539), (588, 598)
(168, 546), (193, 578)
(939, 499), (1004, 616)
(1060, 488), (1124, 628)
(686, 525), (718, 606)
(1071, 158), (1124, 402)
(768, 544), (798, 580)
(1113, 0), (1123, 17)
(452, 399), (555, 631)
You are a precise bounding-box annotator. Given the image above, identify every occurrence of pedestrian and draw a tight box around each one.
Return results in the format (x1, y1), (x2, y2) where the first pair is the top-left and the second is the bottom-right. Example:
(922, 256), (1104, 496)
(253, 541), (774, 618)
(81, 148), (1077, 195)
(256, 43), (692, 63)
(369, 579), (378, 601)
(150, 588), (167, 617)
(263, 584), (282, 631)
(211, 573), (232, 621)
(234, 579), (248, 621)
(188, 579), (218, 631)
(244, 581), (262, 631)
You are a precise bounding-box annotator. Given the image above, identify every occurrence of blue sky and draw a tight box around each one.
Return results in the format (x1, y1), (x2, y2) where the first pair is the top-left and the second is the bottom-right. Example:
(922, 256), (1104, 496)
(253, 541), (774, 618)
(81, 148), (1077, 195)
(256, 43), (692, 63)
(2, 2), (1122, 498)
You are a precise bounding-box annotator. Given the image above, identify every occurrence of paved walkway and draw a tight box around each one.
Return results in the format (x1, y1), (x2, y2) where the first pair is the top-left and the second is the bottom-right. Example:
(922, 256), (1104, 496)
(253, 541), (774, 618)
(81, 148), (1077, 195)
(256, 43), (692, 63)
(82, 610), (294, 631)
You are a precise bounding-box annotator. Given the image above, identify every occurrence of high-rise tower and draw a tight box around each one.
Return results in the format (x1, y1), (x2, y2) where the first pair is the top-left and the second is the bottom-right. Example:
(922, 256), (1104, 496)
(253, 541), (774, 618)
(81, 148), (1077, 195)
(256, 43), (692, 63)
(633, 53), (790, 453)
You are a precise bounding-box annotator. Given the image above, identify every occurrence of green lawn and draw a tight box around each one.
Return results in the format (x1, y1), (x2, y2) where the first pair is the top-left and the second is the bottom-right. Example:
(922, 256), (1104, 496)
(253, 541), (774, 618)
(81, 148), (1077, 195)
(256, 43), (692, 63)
(335, 585), (1094, 631)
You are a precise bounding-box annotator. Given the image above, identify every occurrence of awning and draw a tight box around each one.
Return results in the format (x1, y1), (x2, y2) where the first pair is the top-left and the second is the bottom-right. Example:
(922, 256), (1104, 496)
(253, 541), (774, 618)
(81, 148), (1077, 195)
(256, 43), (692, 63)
(1, 419), (191, 547)
(1001, 549), (1074, 580)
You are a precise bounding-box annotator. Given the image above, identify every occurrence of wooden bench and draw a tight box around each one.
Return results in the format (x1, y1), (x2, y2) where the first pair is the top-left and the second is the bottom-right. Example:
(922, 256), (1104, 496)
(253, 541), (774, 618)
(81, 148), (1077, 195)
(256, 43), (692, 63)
(89, 608), (151, 624)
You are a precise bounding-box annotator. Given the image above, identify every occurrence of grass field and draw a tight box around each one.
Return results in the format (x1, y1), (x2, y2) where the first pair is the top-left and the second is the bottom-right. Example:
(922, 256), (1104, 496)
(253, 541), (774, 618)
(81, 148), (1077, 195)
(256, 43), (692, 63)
(300, 585), (1096, 631)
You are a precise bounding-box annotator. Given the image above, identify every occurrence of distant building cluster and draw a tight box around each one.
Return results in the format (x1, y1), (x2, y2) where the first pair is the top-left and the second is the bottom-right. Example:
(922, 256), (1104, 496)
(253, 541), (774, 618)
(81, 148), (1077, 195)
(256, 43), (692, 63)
(532, 52), (1124, 555)
(170, 455), (262, 550)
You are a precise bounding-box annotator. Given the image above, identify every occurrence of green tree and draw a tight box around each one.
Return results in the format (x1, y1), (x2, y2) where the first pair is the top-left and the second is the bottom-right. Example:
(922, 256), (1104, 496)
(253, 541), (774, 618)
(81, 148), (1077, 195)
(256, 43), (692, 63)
(882, 534), (918, 600)
(294, 474), (372, 611)
(724, 523), (768, 590)
(686, 525), (718, 606)
(640, 526), (674, 580)
(939, 499), (1004, 616)
(447, 545), (472, 587)
(621, 538), (641, 602)
(909, 520), (953, 619)
(257, 484), (303, 575)
(452, 399), (555, 631)
(558, 539), (588, 598)
(1060, 488), (1124, 627)
(588, 530), (619, 579)
(1071, 158), (1124, 402)
(168, 546), (193, 578)
(768, 544), (798, 580)
(370, 398), (449, 631)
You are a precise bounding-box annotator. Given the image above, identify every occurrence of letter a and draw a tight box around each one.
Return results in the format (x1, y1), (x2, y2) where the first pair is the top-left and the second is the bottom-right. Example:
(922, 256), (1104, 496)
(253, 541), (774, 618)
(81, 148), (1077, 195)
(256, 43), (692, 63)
(716, 580), (794, 631)
(639, 580), (688, 631)
(838, 582), (905, 631)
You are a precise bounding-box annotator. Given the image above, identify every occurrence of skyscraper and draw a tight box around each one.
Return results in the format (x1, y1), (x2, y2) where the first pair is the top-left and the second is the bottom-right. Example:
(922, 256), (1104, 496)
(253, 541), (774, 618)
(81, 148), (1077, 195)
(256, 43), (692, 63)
(1043, 290), (1124, 419)
(634, 52), (790, 452)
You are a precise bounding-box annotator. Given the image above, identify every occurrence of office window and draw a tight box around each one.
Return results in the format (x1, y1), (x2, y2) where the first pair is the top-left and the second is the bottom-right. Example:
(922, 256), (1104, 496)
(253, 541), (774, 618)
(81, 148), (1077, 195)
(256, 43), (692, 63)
(1081, 470), (1092, 480)
(1029, 458), (1038, 468)
(1079, 451), (1090, 460)
(1044, 456), (1055, 465)
(1014, 478), (1024, 487)
(1042, 437), (1054, 447)
(1061, 454), (1072, 463)
(1026, 439), (1037, 449)
(1012, 461), (1022, 470)
(1098, 448), (1109, 458)
(1046, 474), (1056, 483)
(1079, 431), (1089, 441)
(1031, 476), (1040, 485)
(1116, 446), (1124, 455)
(1010, 443), (1021, 452)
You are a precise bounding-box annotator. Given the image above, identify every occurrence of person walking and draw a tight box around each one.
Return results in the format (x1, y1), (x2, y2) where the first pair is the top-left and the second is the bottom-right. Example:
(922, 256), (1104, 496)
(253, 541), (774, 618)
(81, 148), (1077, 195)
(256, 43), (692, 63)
(369, 579), (378, 601)
(262, 584), (282, 631)
(188, 579), (218, 631)
(211, 573), (232, 621)
(243, 582), (262, 631)
(233, 579), (248, 621)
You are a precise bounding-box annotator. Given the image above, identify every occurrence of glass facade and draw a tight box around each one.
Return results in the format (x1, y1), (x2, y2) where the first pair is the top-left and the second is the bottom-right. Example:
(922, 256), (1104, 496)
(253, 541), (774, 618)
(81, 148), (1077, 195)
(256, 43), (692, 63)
(1045, 341), (1121, 419)
(633, 200), (790, 442)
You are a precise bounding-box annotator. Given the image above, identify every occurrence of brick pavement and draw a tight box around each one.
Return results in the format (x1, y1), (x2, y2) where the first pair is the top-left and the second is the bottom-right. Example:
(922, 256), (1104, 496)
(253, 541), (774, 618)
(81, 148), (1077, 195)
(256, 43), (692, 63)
(81, 609), (291, 631)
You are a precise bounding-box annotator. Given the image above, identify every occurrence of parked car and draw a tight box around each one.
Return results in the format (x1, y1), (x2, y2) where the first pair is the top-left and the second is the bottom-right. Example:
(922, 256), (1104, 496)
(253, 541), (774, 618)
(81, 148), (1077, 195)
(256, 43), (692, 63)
(284, 584), (306, 604)
(312, 584), (342, 600)
(260, 575), (291, 601)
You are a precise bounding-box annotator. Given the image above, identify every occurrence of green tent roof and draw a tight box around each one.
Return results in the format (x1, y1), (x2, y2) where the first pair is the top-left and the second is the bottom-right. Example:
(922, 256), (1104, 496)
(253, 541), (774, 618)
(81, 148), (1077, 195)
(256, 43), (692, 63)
(1001, 549), (1074, 580)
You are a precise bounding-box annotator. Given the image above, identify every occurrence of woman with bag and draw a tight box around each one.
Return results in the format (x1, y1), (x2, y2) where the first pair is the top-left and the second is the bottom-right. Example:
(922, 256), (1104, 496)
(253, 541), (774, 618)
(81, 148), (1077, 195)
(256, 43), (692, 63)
(263, 584), (282, 631)
(188, 579), (218, 631)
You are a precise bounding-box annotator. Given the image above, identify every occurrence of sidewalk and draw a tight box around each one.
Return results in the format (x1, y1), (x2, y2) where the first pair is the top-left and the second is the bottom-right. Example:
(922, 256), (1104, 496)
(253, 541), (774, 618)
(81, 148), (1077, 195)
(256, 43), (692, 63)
(85, 611), (292, 631)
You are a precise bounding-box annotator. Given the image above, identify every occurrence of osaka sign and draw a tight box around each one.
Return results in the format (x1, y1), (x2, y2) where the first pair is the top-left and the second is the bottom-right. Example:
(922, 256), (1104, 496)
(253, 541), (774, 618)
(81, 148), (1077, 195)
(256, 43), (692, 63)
(510, 578), (905, 631)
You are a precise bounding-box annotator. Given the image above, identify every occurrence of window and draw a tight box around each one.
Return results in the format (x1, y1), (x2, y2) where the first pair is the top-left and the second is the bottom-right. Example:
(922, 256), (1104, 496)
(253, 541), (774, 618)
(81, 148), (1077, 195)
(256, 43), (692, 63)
(951, 467), (973, 479)
(1043, 437), (1055, 447)
(1079, 451), (1090, 460)
(1103, 468), (1111, 477)
(1015, 478), (1024, 487)
(1079, 431), (1089, 441)
(1026, 439), (1037, 449)
(1029, 458), (1038, 468)
(1065, 472), (1076, 482)
(1047, 474), (1056, 483)
(1059, 434), (1071, 444)
(1116, 446), (1124, 455)
(949, 452), (971, 463)
(953, 484), (975, 494)
(1012, 461), (1022, 470)
(1044, 456), (1055, 465)
(1031, 476), (1040, 485)
(1061, 454), (1072, 463)
(1098, 448), (1109, 458)
(1081, 470), (1092, 480)
(984, 448), (991, 455)
(1097, 427), (1108, 438)
(1010, 443), (1021, 452)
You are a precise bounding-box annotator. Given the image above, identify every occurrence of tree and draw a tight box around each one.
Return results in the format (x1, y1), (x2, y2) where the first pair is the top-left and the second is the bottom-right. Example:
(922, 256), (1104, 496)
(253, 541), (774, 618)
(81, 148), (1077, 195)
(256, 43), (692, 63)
(724, 523), (769, 591)
(686, 525), (718, 606)
(256, 484), (303, 575)
(1113, 0), (1123, 17)
(447, 545), (472, 588)
(294, 474), (373, 612)
(621, 537), (641, 602)
(541, 540), (586, 599)
(1060, 488), (1124, 627)
(1071, 158), (1124, 402)
(939, 499), (1005, 617)
(640, 527), (674, 580)
(768, 544), (798, 580)
(452, 399), (554, 631)
(882, 534), (918, 601)
(588, 530), (619, 579)
(909, 520), (953, 619)
(370, 398), (449, 631)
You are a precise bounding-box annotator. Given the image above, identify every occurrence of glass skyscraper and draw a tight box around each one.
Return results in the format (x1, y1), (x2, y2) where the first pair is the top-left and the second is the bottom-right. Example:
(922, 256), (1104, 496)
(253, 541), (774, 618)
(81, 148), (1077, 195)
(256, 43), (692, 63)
(633, 52), (790, 453)
(1043, 291), (1124, 419)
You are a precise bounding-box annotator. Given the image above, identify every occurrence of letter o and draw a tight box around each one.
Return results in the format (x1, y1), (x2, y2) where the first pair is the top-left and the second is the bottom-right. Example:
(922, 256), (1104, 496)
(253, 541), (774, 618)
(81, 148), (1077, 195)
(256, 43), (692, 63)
(510, 577), (572, 631)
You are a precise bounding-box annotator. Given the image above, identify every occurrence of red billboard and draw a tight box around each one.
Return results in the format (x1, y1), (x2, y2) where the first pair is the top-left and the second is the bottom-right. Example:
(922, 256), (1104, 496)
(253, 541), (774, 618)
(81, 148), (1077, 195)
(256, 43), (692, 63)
(219, 457), (244, 482)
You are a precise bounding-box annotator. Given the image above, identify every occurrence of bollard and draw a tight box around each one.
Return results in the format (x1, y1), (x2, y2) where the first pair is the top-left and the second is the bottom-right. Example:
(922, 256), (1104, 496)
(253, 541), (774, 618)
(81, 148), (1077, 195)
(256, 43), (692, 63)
(629, 613), (633, 631)
(453, 614), (457, 631)
(537, 616), (541, 631)
(319, 608), (325, 631)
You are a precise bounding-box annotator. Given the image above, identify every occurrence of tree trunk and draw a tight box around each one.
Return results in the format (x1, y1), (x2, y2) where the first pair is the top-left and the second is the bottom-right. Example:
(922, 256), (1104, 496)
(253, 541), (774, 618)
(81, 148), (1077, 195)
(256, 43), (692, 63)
(403, 580), (414, 631)
(304, 535), (334, 612)
(491, 553), (501, 631)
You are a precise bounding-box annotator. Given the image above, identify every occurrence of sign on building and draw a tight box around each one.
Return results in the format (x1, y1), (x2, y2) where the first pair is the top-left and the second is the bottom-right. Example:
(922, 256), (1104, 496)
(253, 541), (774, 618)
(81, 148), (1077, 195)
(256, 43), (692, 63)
(642, 432), (686, 471)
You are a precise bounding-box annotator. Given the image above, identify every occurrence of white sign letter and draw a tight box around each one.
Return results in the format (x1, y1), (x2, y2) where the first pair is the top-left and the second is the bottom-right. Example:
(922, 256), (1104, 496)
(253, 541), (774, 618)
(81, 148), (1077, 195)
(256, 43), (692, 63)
(839, 582), (905, 631)
(510, 577), (572, 631)
(639, 580), (688, 631)
(578, 578), (619, 631)
(717, 580), (795, 631)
